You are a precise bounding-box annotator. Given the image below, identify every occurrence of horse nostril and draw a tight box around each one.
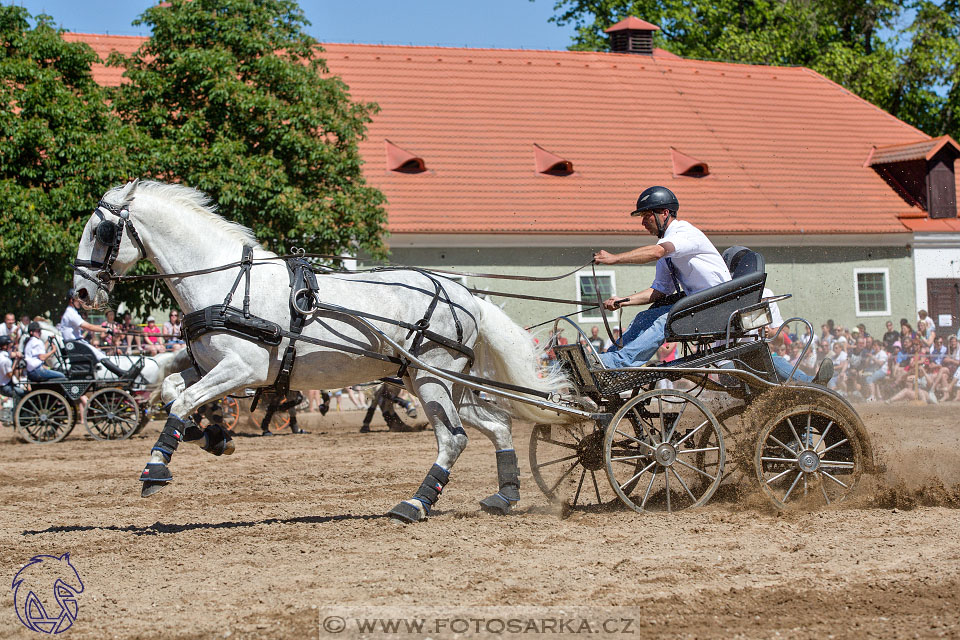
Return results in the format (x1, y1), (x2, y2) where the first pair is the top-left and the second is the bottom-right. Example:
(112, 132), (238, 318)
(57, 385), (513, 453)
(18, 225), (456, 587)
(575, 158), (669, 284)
(77, 289), (89, 301)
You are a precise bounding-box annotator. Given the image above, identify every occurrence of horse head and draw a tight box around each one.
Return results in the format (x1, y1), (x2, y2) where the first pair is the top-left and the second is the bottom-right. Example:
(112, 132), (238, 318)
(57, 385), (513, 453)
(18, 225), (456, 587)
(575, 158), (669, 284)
(73, 179), (144, 309)
(11, 553), (85, 634)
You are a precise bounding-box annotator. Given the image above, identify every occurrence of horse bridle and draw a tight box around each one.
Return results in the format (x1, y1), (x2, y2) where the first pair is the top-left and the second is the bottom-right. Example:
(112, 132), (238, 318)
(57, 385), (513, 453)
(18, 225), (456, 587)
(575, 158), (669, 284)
(72, 200), (147, 293)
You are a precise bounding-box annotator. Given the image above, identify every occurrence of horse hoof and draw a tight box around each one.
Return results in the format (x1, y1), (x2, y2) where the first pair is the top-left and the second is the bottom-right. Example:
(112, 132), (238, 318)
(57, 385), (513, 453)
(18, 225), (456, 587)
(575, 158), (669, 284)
(140, 481), (167, 498)
(139, 461), (172, 497)
(222, 439), (236, 455)
(386, 500), (425, 523)
(479, 494), (515, 515)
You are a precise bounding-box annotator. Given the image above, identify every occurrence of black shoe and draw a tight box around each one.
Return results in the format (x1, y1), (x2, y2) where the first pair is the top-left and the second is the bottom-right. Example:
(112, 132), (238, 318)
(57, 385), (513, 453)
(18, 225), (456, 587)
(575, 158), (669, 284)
(261, 430), (274, 437)
(290, 426), (308, 434)
(359, 424), (370, 433)
(813, 358), (834, 386)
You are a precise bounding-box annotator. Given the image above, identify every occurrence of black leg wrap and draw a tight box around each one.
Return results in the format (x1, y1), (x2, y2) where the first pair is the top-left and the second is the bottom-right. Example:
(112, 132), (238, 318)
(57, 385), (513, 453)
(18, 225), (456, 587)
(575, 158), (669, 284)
(480, 449), (521, 515)
(413, 464), (450, 513)
(387, 464), (450, 523)
(200, 423), (234, 456)
(151, 414), (186, 462)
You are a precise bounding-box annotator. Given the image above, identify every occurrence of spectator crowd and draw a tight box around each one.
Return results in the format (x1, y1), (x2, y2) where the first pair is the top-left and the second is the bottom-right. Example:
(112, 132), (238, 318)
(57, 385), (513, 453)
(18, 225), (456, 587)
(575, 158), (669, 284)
(548, 309), (960, 404)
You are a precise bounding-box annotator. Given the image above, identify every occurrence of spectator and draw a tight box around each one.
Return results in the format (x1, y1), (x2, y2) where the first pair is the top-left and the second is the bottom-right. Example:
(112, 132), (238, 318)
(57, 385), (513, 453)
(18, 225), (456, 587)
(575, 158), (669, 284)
(603, 328), (622, 352)
(0, 335), (24, 403)
(586, 326), (605, 354)
(917, 319), (935, 349)
(23, 322), (65, 382)
(100, 310), (122, 355)
(0, 313), (17, 343)
(163, 311), (185, 352)
(864, 341), (890, 402)
(918, 309), (936, 332)
(120, 312), (141, 354)
(930, 335), (947, 365)
(882, 320), (899, 348)
(141, 316), (166, 355)
(900, 320), (917, 343)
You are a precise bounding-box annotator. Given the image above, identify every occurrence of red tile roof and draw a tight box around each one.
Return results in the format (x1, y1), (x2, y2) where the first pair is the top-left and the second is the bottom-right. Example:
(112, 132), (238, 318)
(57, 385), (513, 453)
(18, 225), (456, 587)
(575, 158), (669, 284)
(68, 32), (952, 236)
(605, 17), (661, 32)
(868, 135), (960, 165)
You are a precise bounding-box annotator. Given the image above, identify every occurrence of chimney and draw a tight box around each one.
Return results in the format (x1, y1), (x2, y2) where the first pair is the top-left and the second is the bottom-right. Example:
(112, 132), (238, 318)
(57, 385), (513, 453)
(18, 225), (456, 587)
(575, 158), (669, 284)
(604, 17), (660, 55)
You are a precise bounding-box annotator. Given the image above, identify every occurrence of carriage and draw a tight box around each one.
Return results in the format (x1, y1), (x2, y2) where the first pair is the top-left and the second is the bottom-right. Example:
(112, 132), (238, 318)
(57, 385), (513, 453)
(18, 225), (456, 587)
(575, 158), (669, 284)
(3, 338), (157, 444)
(526, 247), (873, 512)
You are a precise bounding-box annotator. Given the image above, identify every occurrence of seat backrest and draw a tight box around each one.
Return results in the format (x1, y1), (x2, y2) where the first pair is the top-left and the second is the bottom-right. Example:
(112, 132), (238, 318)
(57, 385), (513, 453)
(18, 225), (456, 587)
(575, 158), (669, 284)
(722, 246), (766, 279)
(62, 340), (97, 376)
(664, 271), (766, 341)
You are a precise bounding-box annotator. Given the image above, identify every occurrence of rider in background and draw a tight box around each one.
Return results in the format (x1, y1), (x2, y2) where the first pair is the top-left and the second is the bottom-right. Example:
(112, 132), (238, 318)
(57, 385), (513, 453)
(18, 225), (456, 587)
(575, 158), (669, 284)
(0, 335), (24, 403)
(593, 186), (731, 368)
(23, 322), (66, 382)
(59, 289), (110, 359)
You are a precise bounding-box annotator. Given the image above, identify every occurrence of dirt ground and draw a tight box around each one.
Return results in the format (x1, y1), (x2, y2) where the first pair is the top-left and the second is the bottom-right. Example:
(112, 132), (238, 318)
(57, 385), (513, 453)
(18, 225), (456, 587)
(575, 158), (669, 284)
(2, 402), (959, 639)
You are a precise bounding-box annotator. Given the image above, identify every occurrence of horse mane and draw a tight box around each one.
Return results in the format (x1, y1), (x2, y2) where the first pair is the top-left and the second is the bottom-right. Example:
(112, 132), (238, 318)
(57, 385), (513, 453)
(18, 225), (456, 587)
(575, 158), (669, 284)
(106, 181), (260, 248)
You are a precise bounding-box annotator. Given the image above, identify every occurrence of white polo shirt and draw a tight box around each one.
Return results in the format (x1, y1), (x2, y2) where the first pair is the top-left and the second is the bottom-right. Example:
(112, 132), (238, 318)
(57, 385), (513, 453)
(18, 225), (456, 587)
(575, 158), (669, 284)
(651, 220), (731, 295)
(23, 336), (46, 372)
(0, 351), (14, 385)
(59, 305), (84, 341)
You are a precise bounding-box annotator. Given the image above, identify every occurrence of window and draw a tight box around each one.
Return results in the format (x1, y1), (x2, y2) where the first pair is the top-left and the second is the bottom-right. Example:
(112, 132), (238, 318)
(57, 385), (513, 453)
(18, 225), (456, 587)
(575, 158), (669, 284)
(854, 268), (890, 316)
(577, 272), (617, 322)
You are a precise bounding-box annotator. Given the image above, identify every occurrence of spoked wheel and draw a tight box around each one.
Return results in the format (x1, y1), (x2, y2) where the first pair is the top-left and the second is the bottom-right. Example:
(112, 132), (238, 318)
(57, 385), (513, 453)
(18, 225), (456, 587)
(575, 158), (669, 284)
(529, 422), (619, 508)
(15, 389), (76, 444)
(84, 388), (141, 440)
(603, 389), (725, 513)
(754, 403), (865, 508)
(220, 396), (240, 431)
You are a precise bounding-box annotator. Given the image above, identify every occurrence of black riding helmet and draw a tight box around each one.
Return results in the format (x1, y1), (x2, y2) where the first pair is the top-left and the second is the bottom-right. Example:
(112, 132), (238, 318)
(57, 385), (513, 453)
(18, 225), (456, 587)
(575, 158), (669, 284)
(27, 321), (41, 335)
(630, 186), (679, 239)
(0, 335), (11, 348)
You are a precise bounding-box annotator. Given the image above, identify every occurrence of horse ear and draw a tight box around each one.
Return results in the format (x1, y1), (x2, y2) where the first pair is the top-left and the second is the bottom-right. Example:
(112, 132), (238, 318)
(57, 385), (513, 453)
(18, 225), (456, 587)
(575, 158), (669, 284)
(118, 178), (140, 203)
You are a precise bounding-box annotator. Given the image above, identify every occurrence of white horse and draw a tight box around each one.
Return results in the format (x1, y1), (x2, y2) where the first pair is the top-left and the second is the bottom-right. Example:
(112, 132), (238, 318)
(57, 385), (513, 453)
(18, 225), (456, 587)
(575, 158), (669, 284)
(71, 180), (569, 522)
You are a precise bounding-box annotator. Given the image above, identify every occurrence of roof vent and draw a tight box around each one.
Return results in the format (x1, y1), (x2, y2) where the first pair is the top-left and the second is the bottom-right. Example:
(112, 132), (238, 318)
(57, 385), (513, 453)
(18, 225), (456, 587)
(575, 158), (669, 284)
(534, 144), (574, 176)
(605, 17), (660, 55)
(671, 147), (709, 178)
(868, 135), (959, 218)
(385, 139), (426, 173)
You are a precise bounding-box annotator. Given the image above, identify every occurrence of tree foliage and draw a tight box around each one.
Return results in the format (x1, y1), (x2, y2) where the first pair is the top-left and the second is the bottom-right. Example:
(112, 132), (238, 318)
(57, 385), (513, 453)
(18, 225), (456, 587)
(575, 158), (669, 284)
(0, 6), (140, 316)
(548, 0), (960, 139)
(105, 0), (387, 312)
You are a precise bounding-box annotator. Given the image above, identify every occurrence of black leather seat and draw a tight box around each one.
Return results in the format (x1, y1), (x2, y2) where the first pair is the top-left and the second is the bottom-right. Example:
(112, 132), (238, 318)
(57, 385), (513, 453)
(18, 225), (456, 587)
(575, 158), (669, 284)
(61, 340), (98, 377)
(663, 247), (767, 341)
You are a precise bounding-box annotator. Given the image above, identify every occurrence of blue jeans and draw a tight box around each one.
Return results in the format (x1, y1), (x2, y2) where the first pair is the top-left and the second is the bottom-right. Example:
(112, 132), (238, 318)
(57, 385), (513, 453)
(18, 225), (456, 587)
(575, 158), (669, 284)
(0, 381), (24, 402)
(772, 354), (813, 382)
(600, 304), (673, 368)
(27, 367), (67, 383)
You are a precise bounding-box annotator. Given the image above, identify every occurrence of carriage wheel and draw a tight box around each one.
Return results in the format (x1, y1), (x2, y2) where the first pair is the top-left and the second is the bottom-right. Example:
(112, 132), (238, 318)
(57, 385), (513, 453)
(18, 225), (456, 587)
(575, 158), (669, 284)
(84, 388), (141, 440)
(15, 389), (76, 444)
(603, 389), (725, 513)
(220, 396), (240, 431)
(754, 403), (866, 508)
(528, 422), (619, 508)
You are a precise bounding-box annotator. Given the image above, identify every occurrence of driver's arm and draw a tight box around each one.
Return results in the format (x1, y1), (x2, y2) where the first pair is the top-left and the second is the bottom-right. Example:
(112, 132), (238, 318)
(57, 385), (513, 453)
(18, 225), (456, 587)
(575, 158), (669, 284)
(594, 242), (675, 265)
(603, 287), (663, 310)
(80, 320), (108, 334)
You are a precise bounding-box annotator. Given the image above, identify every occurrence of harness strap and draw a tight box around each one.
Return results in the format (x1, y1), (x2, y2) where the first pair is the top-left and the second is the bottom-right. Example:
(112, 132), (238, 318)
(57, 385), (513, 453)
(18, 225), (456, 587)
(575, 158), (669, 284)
(220, 246), (255, 318)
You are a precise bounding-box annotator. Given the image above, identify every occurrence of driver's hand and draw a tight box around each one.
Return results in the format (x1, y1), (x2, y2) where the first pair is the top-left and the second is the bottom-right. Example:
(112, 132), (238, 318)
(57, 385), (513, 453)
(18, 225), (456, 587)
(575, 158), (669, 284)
(603, 296), (623, 311)
(593, 250), (617, 265)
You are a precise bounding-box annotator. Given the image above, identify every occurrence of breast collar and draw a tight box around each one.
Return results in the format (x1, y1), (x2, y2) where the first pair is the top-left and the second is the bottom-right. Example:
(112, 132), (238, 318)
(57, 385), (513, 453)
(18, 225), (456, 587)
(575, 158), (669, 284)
(72, 200), (148, 293)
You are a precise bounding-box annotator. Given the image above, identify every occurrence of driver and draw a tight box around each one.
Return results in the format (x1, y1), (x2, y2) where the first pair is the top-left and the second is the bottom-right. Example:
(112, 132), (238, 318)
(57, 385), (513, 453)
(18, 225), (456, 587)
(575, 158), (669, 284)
(59, 289), (111, 360)
(593, 186), (731, 368)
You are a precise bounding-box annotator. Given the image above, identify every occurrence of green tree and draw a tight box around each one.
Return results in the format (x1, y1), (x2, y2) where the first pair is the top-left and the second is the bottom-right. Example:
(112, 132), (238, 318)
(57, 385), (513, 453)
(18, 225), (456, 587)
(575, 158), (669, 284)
(546, 0), (960, 140)
(108, 0), (387, 312)
(0, 6), (140, 317)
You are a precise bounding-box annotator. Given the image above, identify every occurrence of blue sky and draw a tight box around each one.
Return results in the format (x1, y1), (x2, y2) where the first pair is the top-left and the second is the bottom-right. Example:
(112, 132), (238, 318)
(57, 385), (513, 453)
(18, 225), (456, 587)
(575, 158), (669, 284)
(9, 0), (578, 50)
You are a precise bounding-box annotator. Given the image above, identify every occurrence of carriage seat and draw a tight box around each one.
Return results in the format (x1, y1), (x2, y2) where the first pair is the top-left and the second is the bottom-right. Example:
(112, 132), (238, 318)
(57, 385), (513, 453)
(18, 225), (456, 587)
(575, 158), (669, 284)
(61, 340), (98, 377)
(663, 247), (767, 342)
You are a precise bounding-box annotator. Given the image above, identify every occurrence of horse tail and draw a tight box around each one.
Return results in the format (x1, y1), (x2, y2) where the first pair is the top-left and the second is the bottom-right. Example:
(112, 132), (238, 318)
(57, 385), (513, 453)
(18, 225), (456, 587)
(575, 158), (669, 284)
(471, 297), (577, 424)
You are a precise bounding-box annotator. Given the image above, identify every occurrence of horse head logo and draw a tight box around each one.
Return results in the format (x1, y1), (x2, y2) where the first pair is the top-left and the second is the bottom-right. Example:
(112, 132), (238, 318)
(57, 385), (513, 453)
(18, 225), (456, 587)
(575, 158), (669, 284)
(12, 553), (84, 634)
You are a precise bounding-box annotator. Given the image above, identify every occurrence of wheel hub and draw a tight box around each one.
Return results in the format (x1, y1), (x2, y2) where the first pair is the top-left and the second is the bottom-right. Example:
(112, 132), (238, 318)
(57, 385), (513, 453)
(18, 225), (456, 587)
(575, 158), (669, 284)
(39, 413), (49, 423)
(106, 412), (116, 420)
(655, 442), (678, 467)
(577, 431), (605, 471)
(797, 450), (820, 473)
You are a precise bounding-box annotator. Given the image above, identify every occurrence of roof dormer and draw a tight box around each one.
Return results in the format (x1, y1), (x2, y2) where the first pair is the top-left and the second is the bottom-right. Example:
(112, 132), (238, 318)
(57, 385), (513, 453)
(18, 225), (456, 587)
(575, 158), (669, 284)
(385, 139), (426, 173)
(534, 144), (574, 176)
(868, 135), (960, 218)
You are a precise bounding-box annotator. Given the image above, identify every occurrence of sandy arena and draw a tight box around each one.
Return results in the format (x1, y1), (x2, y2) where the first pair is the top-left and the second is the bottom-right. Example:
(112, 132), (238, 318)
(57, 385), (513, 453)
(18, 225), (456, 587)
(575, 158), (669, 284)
(2, 403), (959, 639)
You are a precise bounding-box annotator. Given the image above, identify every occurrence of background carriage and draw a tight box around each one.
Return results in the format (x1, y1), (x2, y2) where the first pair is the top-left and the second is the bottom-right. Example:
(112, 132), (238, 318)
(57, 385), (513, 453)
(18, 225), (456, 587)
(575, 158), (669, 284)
(3, 335), (163, 443)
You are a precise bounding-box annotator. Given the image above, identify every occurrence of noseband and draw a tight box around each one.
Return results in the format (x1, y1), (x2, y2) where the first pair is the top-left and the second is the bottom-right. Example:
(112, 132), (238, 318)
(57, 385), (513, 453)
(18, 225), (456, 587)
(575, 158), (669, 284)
(72, 200), (147, 293)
